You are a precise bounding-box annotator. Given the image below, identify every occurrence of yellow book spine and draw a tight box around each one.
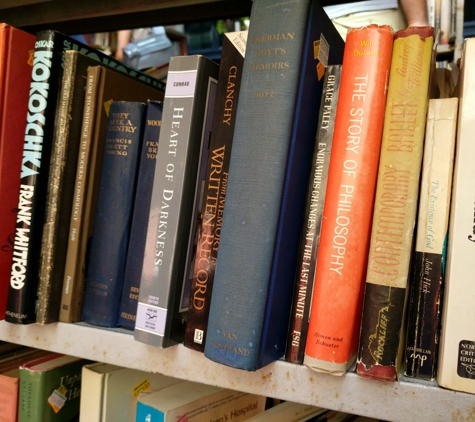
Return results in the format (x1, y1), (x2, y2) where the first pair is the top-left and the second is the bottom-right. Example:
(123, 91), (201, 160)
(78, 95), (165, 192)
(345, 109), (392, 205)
(356, 27), (434, 381)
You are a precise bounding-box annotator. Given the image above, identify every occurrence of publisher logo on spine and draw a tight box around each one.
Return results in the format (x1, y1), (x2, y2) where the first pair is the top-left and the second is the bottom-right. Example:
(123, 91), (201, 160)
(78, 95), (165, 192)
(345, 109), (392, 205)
(457, 340), (475, 379)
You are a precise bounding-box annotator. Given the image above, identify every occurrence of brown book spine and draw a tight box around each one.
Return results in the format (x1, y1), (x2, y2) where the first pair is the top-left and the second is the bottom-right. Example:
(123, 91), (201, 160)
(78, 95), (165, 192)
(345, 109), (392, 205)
(183, 32), (247, 352)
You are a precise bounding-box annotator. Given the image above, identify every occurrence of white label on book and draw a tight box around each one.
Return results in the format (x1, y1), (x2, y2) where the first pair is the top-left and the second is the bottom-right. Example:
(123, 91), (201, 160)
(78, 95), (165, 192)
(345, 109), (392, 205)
(135, 303), (167, 336)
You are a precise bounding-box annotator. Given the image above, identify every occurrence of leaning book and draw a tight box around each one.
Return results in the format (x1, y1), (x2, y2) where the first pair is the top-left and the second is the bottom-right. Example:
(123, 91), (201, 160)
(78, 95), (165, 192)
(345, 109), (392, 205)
(134, 55), (219, 348)
(404, 97), (458, 381)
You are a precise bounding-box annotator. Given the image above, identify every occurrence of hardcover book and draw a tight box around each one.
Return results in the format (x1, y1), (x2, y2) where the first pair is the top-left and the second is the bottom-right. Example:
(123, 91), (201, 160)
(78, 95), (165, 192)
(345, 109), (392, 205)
(437, 37), (475, 395)
(82, 101), (146, 327)
(0, 347), (52, 422)
(118, 100), (163, 330)
(36, 51), (163, 325)
(184, 30), (247, 352)
(285, 64), (342, 365)
(356, 26), (434, 382)
(60, 65), (164, 324)
(135, 381), (266, 422)
(134, 55), (219, 348)
(18, 353), (91, 422)
(303, 24), (394, 376)
(79, 362), (181, 422)
(404, 97), (458, 381)
(0, 24), (35, 321)
(6, 29), (164, 325)
(204, 0), (345, 371)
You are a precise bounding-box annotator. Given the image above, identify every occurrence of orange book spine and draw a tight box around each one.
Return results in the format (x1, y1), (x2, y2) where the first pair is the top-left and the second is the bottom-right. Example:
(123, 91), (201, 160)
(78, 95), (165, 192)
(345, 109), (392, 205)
(304, 24), (393, 375)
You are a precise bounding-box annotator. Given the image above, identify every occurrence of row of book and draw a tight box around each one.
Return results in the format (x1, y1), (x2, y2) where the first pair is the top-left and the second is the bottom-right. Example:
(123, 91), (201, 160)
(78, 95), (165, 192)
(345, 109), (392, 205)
(1, 0), (474, 399)
(0, 343), (382, 422)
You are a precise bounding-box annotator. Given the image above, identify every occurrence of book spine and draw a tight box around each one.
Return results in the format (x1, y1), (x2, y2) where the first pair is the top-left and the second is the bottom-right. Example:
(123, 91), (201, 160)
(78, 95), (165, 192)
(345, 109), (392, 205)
(81, 101), (146, 327)
(134, 55), (219, 348)
(118, 100), (163, 330)
(183, 31), (247, 352)
(59, 67), (100, 323)
(304, 25), (394, 375)
(0, 27), (35, 321)
(36, 50), (82, 324)
(356, 27), (434, 382)
(6, 30), (65, 324)
(285, 65), (341, 364)
(204, 0), (346, 371)
(19, 369), (44, 422)
(0, 373), (19, 422)
(437, 38), (475, 395)
(404, 98), (457, 380)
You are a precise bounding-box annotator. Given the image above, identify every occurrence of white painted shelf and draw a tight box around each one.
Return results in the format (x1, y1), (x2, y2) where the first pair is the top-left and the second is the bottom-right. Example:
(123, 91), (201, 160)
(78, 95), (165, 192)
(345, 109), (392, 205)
(0, 320), (473, 422)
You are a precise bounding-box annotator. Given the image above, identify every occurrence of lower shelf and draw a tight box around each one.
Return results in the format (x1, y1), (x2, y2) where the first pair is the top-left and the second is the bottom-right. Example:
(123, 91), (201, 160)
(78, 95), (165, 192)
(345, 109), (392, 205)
(0, 320), (473, 422)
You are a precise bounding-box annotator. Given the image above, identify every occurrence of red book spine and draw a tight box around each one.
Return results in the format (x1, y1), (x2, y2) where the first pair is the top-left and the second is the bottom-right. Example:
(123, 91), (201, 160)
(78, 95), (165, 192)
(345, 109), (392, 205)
(304, 25), (393, 375)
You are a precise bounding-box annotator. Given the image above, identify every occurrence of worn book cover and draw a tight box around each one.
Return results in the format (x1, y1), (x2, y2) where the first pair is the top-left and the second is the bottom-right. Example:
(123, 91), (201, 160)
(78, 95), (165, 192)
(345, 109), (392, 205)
(0, 24), (35, 321)
(59, 66), (163, 324)
(285, 64), (341, 365)
(437, 37), (475, 395)
(6, 29), (164, 325)
(118, 100), (163, 330)
(82, 101), (146, 327)
(356, 26), (434, 382)
(204, 0), (345, 371)
(19, 354), (91, 422)
(184, 30), (247, 352)
(136, 381), (266, 422)
(134, 55), (219, 348)
(404, 97), (457, 381)
(79, 362), (181, 422)
(304, 25), (393, 376)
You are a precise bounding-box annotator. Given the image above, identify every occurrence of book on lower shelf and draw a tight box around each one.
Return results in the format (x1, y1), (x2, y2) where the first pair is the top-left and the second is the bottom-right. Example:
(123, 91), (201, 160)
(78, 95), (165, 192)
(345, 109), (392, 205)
(404, 97), (458, 381)
(0, 23), (35, 321)
(303, 24), (393, 376)
(204, 0), (345, 372)
(356, 26), (434, 382)
(82, 101), (147, 327)
(79, 361), (181, 422)
(19, 353), (91, 422)
(135, 380), (266, 422)
(437, 37), (475, 396)
(134, 54), (219, 348)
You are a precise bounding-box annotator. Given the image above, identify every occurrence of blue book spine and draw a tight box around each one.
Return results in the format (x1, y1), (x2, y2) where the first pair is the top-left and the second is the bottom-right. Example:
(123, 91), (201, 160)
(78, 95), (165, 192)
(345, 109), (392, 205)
(82, 101), (146, 327)
(118, 101), (163, 330)
(204, 0), (345, 370)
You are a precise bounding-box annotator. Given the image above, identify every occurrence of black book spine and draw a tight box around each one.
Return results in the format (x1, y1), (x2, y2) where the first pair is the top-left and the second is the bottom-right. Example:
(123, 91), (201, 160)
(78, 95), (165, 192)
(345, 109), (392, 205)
(6, 30), (64, 324)
(285, 65), (341, 364)
(183, 31), (247, 352)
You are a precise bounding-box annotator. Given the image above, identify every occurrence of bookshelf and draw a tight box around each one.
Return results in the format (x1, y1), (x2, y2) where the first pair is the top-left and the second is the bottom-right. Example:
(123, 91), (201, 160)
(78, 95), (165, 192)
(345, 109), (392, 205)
(1, 1), (474, 421)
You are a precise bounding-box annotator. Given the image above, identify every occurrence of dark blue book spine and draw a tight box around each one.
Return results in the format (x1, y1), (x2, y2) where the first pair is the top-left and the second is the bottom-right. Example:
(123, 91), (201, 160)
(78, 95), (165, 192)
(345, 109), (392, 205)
(204, 0), (345, 370)
(118, 101), (163, 330)
(82, 101), (146, 327)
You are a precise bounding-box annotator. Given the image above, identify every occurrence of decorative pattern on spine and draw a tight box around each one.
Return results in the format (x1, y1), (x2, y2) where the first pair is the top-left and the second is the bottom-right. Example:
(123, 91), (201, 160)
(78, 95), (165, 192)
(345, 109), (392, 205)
(304, 25), (394, 376)
(356, 26), (434, 382)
